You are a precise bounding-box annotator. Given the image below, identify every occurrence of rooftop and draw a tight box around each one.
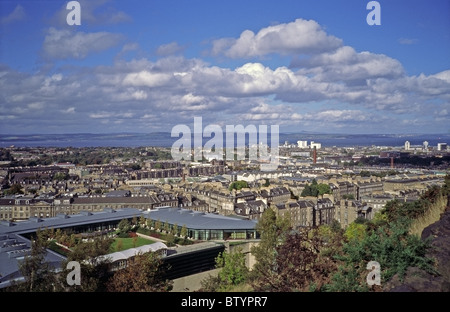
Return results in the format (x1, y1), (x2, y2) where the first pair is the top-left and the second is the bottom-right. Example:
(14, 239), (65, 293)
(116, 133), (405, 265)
(143, 207), (257, 230)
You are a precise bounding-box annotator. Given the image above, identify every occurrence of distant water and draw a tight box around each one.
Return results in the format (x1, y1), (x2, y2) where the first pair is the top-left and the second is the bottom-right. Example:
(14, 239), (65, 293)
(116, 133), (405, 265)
(0, 133), (449, 148)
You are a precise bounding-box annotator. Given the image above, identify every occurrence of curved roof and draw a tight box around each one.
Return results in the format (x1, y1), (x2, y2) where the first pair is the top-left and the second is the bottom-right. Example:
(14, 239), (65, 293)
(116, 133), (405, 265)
(104, 242), (168, 263)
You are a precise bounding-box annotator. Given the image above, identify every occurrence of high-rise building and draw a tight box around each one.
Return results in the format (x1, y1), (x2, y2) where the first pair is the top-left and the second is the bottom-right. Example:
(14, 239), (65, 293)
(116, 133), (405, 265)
(437, 143), (448, 151)
(297, 140), (308, 148)
(404, 141), (410, 150)
(310, 141), (321, 149)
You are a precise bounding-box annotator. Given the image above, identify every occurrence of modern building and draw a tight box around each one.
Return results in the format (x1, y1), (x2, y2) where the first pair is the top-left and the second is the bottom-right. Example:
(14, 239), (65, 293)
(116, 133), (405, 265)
(404, 141), (410, 151)
(310, 141), (322, 149)
(143, 207), (258, 240)
(437, 143), (448, 151)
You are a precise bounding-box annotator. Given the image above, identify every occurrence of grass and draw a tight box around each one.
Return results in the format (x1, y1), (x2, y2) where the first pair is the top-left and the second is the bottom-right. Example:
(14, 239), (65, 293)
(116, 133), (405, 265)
(110, 236), (156, 252)
(409, 195), (448, 237)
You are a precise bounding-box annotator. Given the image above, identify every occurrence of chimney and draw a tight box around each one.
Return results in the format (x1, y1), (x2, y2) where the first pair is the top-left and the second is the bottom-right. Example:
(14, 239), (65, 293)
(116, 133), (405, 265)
(313, 146), (317, 164)
(390, 156), (394, 169)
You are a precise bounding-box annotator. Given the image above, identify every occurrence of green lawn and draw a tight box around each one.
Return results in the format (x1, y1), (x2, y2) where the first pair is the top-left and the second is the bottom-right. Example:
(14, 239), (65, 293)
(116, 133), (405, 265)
(110, 236), (156, 252)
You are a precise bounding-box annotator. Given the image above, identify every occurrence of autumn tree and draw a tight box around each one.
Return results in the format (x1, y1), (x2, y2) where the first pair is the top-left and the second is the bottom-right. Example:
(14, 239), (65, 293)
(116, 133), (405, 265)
(107, 252), (172, 292)
(258, 229), (337, 292)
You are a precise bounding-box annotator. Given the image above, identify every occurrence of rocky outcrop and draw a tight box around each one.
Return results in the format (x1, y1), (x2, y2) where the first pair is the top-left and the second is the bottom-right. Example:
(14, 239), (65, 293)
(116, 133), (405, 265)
(384, 206), (450, 292)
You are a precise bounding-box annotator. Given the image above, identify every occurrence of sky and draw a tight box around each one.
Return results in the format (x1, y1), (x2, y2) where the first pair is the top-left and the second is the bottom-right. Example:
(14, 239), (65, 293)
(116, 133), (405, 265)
(0, 0), (449, 135)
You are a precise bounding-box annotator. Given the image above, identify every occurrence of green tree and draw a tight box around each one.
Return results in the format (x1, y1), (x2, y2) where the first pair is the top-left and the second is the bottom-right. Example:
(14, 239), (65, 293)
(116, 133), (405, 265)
(326, 219), (435, 291)
(14, 229), (58, 292)
(155, 219), (162, 232)
(216, 247), (249, 291)
(317, 183), (331, 198)
(180, 224), (188, 239)
(250, 207), (291, 290)
(200, 247), (249, 292)
(344, 222), (367, 242)
(139, 215), (147, 228)
(61, 236), (114, 292)
(163, 220), (170, 233)
(117, 219), (131, 235)
(229, 180), (248, 191)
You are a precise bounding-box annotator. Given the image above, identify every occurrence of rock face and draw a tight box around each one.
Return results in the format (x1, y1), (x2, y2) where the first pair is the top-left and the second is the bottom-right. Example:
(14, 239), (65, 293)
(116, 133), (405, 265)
(385, 206), (450, 292)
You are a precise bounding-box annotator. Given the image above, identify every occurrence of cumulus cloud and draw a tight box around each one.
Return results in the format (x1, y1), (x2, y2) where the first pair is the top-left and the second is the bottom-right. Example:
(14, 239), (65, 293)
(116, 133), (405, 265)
(2, 15), (450, 134)
(42, 28), (123, 60)
(211, 18), (342, 58)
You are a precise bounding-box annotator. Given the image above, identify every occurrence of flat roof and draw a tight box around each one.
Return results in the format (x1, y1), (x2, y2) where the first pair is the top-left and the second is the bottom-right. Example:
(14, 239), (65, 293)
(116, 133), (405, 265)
(143, 207), (257, 230)
(0, 208), (143, 235)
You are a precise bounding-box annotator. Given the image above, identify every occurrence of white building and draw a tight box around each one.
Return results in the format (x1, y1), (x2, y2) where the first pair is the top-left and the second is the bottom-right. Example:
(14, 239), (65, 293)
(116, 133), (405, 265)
(404, 141), (410, 150)
(297, 140), (308, 148)
(310, 141), (321, 149)
(437, 143), (448, 151)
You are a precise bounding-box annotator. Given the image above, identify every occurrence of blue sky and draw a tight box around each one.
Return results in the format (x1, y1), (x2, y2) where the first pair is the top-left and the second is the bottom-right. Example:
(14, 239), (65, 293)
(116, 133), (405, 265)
(0, 0), (449, 134)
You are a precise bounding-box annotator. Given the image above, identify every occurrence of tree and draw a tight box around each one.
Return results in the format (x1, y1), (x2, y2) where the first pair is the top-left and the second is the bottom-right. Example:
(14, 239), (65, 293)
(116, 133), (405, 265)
(344, 222), (367, 242)
(139, 215), (147, 228)
(117, 219), (131, 235)
(216, 247), (249, 291)
(107, 252), (172, 292)
(250, 207), (291, 290)
(163, 220), (170, 233)
(229, 180), (248, 191)
(200, 247), (249, 292)
(61, 236), (114, 292)
(326, 219), (435, 291)
(180, 224), (188, 239)
(14, 229), (58, 292)
(155, 219), (162, 232)
(6, 183), (24, 195)
(259, 230), (337, 292)
(317, 183), (331, 198)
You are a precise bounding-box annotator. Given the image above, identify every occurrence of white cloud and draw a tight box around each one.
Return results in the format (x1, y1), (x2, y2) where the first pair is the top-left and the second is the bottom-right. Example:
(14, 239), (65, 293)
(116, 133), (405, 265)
(156, 42), (185, 56)
(42, 28), (123, 60)
(212, 18), (342, 58)
(122, 71), (173, 87)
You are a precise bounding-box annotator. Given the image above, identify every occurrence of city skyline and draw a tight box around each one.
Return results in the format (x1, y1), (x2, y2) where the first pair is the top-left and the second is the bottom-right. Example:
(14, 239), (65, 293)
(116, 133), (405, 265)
(1, 0), (450, 135)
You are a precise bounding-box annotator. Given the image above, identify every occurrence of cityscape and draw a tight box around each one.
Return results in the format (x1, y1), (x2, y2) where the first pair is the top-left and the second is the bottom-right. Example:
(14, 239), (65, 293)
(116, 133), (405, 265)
(0, 0), (449, 302)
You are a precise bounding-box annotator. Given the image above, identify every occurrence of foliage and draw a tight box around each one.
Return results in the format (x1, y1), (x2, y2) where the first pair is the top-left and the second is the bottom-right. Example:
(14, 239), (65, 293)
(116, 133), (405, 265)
(326, 219), (435, 291)
(200, 247), (249, 292)
(180, 224), (188, 238)
(61, 236), (114, 292)
(229, 180), (249, 191)
(301, 179), (331, 198)
(4, 183), (24, 195)
(216, 248), (249, 291)
(344, 222), (367, 242)
(256, 229), (337, 292)
(13, 229), (58, 292)
(107, 252), (172, 292)
(117, 218), (131, 235)
(250, 207), (291, 289)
